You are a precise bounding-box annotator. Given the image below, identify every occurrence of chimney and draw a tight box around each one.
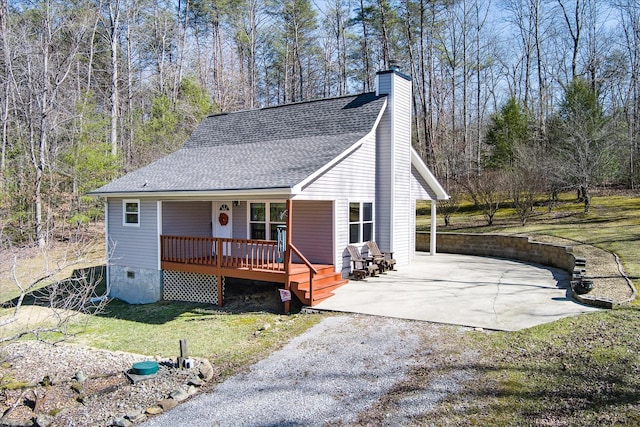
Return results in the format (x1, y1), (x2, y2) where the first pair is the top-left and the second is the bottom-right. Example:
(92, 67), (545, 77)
(374, 65), (413, 264)
(375, 62), (410, 97)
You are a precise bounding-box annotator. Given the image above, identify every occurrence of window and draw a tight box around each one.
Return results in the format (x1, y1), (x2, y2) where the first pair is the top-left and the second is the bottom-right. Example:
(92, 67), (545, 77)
(269, 202), (287, 240)
(249, 202), (286, 240)
(349, 202), (373, 244)
(123, 199), (140, 226)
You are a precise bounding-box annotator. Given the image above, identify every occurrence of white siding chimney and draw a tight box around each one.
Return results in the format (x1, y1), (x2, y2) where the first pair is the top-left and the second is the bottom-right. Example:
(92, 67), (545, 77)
(375, 68), (413, 265)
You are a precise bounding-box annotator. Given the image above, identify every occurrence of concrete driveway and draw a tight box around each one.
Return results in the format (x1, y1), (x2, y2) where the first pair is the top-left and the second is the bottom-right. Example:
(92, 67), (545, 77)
(314, 252), (601, 331)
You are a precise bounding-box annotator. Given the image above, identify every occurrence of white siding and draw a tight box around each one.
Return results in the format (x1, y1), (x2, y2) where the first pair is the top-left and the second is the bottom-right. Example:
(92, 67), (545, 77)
(298, 133), (377, 270)
(375, 71), (413, 266)
(375, 105), (393, 255)
(108, 198), (158, 270)
(162, 201), (211, 236)
(392, 76), (413, 265)
(300, 132), (377, 200)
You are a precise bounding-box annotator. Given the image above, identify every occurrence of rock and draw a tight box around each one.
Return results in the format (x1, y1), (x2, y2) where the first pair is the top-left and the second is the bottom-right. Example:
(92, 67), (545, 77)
(40, 375), (53, 387)
(145, 406), (163, 416)
(169, 387), (189, 402)
(187, 385), (198, 396)
(131, 413), (147, 423)
(125, 410), (141, 418)
(125, 410), (146, 423)
(74, 371), (88, 383)
(187, 376), (203, 387)
(110, 416), (132, 427)
(35, 414), (53, 427)
(158, 399), (178, 411)
(0, 417), (33, 427)
(198, 359), (214, 381)
(259, 323), (271, 331)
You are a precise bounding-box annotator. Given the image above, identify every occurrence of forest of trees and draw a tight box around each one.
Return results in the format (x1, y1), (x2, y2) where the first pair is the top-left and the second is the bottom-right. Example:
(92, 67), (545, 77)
(1, 0), (639, 247)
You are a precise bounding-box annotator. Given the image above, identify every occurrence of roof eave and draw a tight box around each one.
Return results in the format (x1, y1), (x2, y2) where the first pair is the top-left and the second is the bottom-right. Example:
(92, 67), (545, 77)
(410, 149), (450, 200)
(87, 187), (295, 200)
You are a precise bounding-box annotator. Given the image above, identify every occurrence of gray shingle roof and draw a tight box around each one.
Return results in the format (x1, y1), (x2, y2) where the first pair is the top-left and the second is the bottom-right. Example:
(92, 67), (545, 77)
(91, 92), (386, 195)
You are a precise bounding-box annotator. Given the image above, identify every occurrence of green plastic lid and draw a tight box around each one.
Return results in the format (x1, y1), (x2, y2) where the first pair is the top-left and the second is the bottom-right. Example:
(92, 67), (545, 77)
(132, 361), (159, 376)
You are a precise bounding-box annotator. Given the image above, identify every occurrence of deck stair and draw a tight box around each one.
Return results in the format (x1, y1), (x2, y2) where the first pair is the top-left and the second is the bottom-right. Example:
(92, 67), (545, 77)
(290, 265), (348, 306)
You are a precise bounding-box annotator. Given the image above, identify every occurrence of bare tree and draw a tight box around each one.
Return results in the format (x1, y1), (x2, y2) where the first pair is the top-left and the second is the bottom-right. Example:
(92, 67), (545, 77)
(613, 0), (640, 188)
(437, 184), (462, 227)
(12, 0), (87, 248)
(555, 0), (585, 81)
(551, 78), (619, 212)
(106, 0), (121, 157)
(509, 145), (546, 225)
(1, 241), (109, 343)
(462, 170), (508, 226)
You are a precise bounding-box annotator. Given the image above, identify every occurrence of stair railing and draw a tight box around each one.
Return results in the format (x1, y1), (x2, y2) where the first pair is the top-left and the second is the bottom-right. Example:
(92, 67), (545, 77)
(288, 244), (318, 303)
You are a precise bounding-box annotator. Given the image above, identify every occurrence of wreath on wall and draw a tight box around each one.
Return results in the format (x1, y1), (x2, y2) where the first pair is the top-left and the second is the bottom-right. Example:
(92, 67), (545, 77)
(218, 212), (229, 226)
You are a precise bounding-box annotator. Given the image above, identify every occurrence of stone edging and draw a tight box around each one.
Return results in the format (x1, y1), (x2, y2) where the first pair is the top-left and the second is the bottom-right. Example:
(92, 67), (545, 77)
(416, 232), (636, 309)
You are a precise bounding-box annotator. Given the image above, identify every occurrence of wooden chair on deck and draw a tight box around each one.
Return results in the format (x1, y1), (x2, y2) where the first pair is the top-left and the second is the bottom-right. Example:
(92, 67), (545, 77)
(347, 245), (379, 279)
(366, 241), (396, 271)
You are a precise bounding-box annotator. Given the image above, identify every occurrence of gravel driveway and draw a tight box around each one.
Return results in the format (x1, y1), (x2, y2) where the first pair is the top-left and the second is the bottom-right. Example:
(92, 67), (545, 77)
(142, 314), (473, 427)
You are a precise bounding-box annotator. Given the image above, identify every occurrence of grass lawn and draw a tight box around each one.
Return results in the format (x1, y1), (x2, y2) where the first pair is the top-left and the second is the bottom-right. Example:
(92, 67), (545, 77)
(71, 300), (322, 378)
(422, 308), (640, 426)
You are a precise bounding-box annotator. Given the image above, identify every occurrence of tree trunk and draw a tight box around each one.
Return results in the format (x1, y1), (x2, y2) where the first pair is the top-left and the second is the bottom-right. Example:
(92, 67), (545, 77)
(377, 0), (391, 68)
(109, 0), (121, 157)
(557, 0), (582, 80)
(0, 0), (11, 180)
(359, 0), (371, 92)
(174, 0), (189, 106)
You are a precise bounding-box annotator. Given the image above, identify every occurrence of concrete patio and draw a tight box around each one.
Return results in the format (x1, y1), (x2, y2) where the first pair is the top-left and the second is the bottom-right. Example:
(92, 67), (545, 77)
(314, 252), (601, 331)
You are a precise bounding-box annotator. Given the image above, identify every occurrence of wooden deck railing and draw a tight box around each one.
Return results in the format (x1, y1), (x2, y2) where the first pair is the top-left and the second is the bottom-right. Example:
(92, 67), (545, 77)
(161, 235), (216, 265)
(160, 235), (285, 272)
(218, 238), (284, 271)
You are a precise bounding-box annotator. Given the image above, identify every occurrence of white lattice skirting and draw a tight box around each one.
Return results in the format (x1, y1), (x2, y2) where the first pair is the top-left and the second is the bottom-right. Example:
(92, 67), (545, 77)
(162, 270), (222, 305)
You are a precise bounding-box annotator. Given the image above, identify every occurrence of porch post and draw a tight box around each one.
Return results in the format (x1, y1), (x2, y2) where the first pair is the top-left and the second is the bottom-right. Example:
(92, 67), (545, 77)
(430, 200), (437, 255)
(216, 239), (223, 307)
(284, 199), (293, 313)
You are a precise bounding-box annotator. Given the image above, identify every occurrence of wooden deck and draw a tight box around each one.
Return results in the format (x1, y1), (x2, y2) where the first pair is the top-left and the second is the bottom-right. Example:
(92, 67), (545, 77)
(160, 235), (347, 307)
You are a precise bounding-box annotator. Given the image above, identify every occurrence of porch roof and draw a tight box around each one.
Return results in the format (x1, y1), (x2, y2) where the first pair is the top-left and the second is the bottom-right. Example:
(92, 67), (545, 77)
(90, 93), (386, 197)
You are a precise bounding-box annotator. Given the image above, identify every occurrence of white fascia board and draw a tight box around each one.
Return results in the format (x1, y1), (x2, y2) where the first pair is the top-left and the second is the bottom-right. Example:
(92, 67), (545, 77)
(411, 148), (450, 200)
(90, 187), (295, 200)
(292, 98), (389, 194)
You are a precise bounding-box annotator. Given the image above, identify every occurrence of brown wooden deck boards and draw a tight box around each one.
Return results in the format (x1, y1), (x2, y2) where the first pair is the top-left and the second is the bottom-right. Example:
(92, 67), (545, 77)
(160, 235), (346, 307)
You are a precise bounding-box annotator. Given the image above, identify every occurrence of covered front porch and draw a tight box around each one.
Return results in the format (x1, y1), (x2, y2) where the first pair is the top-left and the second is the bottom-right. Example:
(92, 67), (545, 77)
(159, 199), (346, 310)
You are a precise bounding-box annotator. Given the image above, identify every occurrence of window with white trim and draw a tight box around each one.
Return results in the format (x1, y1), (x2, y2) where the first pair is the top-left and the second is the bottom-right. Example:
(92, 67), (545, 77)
(349, 202), (373, 243)
(249, 202), (286, 240)
(123, 199), (140, 226)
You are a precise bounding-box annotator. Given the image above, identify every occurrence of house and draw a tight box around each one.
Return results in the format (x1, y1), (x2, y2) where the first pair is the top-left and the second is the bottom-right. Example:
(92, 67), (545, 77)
(90, 68), (449, 309)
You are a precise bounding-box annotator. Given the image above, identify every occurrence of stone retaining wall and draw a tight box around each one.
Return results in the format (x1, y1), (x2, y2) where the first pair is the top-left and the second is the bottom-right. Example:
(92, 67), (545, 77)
(416, 232), (578, 273)
(416, 232), (621, 308)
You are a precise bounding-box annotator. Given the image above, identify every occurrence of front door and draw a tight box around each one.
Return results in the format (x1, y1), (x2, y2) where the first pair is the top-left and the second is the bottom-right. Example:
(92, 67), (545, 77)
(213, 202), (233, 255)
